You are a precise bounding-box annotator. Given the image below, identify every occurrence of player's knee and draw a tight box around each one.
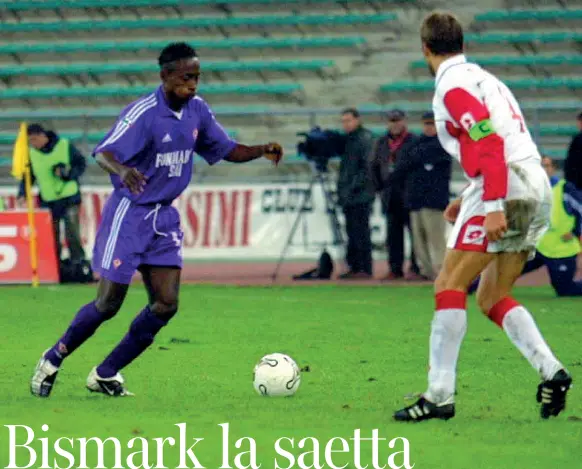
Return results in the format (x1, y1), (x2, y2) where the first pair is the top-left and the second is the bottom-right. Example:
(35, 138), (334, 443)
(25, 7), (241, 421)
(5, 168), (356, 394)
(150, 300), (178, 319)
(94, 296), (123, 319)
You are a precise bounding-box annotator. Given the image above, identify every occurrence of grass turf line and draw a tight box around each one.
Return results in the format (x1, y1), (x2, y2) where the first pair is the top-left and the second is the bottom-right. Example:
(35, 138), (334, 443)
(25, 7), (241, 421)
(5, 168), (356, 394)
(1, 285), (581, 468)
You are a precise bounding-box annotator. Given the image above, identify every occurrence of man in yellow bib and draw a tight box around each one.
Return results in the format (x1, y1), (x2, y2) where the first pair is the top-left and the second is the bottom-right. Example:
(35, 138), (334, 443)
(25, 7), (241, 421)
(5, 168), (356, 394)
(17, 124), (87, 265)
(470, 156), (582, 296)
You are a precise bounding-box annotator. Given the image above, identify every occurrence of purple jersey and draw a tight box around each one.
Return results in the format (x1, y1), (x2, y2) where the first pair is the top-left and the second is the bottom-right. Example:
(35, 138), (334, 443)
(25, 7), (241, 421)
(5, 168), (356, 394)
(93, 86), (236, 205)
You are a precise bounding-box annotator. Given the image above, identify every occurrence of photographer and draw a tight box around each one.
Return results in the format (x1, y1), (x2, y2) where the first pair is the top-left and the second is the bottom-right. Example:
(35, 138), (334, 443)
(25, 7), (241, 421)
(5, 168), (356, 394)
(337, 108), (375, 279)
(17, 124), (87, 267)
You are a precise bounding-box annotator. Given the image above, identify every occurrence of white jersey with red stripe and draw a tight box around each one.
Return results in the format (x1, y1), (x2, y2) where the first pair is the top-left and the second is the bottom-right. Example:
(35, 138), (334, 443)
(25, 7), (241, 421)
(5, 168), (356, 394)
(432, 55), (544, 209)
(432, 54), (551, 256)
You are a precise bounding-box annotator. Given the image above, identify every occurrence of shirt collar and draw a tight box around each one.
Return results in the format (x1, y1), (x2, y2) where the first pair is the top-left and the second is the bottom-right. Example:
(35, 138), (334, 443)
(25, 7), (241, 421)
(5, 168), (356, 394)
(435, 54), (467, 84)
(156, 85), (190, 118)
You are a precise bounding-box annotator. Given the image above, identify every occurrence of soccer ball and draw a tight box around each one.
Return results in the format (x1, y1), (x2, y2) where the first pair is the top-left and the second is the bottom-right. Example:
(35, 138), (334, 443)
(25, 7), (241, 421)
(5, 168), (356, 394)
(253, 353), (301, 397)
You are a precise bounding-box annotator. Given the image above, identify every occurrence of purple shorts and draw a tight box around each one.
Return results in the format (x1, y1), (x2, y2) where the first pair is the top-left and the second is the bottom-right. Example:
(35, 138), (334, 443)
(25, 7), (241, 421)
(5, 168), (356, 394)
(92, 193), (183, 284)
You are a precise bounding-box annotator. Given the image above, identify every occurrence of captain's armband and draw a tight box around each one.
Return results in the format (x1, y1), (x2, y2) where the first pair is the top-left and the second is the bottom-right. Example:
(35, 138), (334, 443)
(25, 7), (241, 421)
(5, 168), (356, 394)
(468, 119), (495, 141)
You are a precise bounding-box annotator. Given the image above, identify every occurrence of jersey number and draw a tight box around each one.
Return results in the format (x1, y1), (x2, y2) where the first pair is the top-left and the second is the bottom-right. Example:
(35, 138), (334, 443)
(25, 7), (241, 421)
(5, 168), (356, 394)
(169, 164), (183, 178)
(500, 86), (525, 133)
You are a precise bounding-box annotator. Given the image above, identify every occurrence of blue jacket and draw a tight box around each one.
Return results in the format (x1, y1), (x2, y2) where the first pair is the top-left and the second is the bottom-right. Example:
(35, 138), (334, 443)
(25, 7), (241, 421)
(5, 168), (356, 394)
(554, 176), (582, 237)
(388, 134), (452, 211)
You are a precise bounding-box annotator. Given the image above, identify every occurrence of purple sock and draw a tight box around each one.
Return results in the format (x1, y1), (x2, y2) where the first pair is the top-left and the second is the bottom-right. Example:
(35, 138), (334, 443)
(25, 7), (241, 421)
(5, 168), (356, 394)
(45, 301), (111, 367)
(97, 306), (171, 378)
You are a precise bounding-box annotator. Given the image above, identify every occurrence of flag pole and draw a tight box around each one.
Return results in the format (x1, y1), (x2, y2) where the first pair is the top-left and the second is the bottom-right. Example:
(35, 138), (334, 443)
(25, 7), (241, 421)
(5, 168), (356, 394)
(23, 152), (39, 287)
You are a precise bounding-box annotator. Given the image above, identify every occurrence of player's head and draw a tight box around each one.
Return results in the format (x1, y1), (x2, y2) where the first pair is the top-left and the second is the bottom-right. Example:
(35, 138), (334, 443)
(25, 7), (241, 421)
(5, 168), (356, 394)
(577, 111), (582, 131)
(341, 108), (361, 134)
(27, 123), (49, 150)
(541, 156), (557, 178)
(421, 111), (437, 137)
(386, 109), (407, 136)
(420, 11), (464, 77)
(159, 42), (199, 103)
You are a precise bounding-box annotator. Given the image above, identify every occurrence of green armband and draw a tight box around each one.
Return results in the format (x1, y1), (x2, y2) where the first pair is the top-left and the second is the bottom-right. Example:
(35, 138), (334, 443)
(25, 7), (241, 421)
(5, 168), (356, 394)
(468, 119), (495, 141)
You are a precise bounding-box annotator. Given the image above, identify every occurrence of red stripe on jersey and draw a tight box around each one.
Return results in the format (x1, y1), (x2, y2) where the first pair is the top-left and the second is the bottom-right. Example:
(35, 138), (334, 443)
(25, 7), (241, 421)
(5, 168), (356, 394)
(443, 88), (508, 201)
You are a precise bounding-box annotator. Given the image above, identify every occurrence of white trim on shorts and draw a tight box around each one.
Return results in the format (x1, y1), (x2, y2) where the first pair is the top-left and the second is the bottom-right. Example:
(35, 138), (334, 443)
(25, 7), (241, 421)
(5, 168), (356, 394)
(102, 197), (131, 270)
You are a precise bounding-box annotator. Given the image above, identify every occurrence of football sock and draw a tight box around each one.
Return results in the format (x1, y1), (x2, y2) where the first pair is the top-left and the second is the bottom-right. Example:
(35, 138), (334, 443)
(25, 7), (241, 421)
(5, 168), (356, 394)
(45, 301), (110, 367)
(488, 297), (563, 380)
(97, 306), (171, 379)
(425, 290), (467, 404)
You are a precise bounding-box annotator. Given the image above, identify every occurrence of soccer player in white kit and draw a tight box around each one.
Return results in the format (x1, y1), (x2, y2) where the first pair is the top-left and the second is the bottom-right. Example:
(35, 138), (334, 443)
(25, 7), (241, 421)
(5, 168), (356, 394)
(394, 12), (572, 421)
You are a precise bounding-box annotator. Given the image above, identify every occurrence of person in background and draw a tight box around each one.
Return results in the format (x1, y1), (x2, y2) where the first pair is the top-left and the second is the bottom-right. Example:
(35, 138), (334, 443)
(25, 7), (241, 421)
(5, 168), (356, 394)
(17, 124), (87, 265)
(469, 156), (582, 296)
(389, 111), (452, 279)
(337, 108), (375, 279)
(564, 111), (582, 190)
(370, 109), (421, 280)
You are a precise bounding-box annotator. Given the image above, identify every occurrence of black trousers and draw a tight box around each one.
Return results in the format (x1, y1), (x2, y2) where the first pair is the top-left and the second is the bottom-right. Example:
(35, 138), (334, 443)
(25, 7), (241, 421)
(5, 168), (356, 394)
(343, 203), (373, 274)
(386, 209), (419, 276)
(52, 204), (86, 264)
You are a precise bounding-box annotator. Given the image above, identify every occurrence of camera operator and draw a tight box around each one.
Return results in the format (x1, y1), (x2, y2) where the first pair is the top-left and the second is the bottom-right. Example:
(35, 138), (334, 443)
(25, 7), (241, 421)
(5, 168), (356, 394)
(17, 124), (87, 267)
(337, 108), (375, 279)
(370, 109), (421, 280)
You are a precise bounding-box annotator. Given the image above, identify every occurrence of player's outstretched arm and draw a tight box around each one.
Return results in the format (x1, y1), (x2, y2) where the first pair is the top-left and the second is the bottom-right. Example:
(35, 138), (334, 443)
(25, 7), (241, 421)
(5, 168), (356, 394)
(95, 151), (147, 195)
(224, 143), (283, 165)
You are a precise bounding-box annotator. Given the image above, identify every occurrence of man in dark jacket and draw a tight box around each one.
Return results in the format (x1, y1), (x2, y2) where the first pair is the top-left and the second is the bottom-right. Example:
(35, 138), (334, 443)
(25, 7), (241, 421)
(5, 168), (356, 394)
(390, 112), (451, 279)
(564, 111), (582, 190)
(17, 124), (87, 265)
(370, 109), (421, 280)
(337, 108), (375, 279)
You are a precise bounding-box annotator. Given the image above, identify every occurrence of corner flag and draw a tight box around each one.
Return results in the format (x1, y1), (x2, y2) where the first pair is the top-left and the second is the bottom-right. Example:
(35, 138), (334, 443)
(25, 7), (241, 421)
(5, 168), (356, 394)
(11, 122), (39, 287)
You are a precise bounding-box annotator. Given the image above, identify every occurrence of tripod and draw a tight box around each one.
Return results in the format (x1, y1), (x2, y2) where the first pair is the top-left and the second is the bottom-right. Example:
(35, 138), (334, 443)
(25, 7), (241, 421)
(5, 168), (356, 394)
(272, 162), (344, 281)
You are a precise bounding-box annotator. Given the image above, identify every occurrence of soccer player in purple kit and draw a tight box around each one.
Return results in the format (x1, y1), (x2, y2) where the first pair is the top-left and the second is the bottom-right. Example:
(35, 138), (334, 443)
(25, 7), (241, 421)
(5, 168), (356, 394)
(31, 43), (283, 397)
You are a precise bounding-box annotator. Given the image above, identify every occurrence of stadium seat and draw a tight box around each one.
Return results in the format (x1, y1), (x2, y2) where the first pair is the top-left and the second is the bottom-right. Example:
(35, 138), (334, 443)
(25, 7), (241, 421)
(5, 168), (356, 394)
(0, 84), (303, 100)
(0, 14), (397, 33)
(0, 60), (335, 78)
(5, 0), (415, 9)
(475, 9), (582, 22)
(365, 126), (577, 137)
(465, 32), (582, 45)
(409, 55), (582, 69)
(380, 78), (582, 93)
(0, 37), (367, 55)
(0, 129), (237, 145)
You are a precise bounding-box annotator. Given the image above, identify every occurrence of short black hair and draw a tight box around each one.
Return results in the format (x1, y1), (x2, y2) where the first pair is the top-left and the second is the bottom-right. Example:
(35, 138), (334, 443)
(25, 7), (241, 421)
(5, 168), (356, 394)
(158, 42), (197, 70)
(577, 111), (582, 121)
(342, 108), (360, 119)
(27, 123), (46, 135)
(421, 11), (464, 56)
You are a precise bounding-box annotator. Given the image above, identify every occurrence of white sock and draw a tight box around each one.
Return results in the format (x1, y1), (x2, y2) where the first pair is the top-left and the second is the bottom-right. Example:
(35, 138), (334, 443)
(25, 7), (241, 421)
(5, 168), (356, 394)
(501, 305), (563, 380)
(425, 307), (467, 404)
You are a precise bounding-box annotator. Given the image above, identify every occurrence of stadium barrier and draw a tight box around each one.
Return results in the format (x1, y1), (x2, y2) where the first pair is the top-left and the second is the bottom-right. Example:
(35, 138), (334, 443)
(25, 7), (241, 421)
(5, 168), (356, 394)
(0, 183), (463, 262)
(0, 210), (59, 284)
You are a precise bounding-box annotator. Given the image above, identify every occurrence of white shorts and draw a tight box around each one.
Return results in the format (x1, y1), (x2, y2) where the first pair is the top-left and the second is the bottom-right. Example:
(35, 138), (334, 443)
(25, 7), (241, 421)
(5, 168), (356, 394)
(447, 160), (552, 258)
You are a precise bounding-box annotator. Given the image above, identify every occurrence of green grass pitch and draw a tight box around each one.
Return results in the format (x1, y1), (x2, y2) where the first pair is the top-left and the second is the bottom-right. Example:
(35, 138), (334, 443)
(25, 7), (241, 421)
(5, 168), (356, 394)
(1, 284), (580, 468)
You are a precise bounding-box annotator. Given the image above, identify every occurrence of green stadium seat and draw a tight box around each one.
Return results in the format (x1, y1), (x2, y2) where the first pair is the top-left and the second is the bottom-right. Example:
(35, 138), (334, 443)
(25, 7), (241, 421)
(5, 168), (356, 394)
(0, 14), (397, 33)
(0, 129), (237, 145)
(410, 55), (582, 69)
(5, 0), (415, 9)
(0, 60), (335, 78)
(380, 78), (582, 93)
(475, 9), (582, 22)
(0, 37), (367, 55)
(465, 32), (582, 45)
(0, 84), (303, 100)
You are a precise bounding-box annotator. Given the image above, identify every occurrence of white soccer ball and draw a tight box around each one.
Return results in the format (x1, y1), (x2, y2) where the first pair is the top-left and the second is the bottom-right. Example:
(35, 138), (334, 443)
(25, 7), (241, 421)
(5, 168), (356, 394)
(253, 353), (301, 397)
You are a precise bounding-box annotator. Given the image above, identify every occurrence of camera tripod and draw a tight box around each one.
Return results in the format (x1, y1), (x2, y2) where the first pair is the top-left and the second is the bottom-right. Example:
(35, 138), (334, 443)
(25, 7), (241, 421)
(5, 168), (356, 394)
(271, 163), (344, 281)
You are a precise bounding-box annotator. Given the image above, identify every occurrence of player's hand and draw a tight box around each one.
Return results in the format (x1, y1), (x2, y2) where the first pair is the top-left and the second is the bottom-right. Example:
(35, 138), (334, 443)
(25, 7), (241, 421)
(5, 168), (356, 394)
(118, 166), (147, 195)
(561, 232), (575, 242)
(263, 142), (283, 166)
(444, 198), (462, 223)
(484, 210), (507, 242)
